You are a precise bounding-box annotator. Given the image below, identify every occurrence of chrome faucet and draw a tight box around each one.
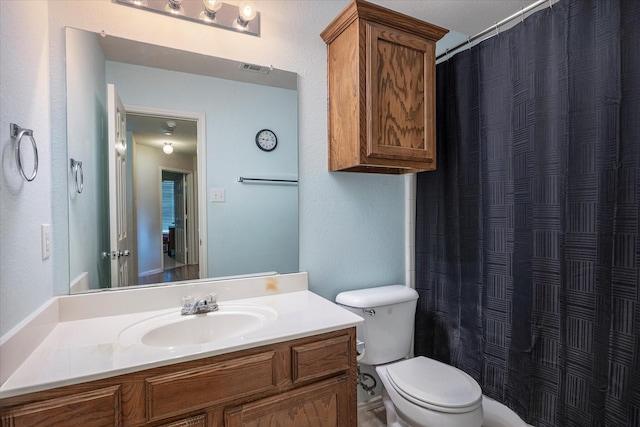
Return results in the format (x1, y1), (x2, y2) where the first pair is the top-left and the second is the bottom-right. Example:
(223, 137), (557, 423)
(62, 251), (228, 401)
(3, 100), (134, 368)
(181, 293), (219, 315)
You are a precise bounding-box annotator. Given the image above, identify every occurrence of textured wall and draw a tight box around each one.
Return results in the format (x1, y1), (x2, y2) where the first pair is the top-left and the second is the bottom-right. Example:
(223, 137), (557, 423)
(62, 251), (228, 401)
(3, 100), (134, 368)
(0, 1), (53, 337)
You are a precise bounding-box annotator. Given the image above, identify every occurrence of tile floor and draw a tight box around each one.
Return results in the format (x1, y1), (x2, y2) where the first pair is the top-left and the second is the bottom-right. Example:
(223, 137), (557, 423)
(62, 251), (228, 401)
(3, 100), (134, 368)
(358, 397), (387, 427)
(358, 397), (538, 427)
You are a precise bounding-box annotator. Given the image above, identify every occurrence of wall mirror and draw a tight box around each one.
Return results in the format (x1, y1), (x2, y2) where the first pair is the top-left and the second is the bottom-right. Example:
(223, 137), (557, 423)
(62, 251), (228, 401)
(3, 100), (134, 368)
(65, 27), (299, 294)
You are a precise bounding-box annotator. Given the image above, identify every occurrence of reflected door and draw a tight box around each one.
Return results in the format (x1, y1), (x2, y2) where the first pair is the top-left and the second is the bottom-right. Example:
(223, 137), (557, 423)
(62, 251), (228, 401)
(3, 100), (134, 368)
(173, 174), (187, 264)
(107, 84), (131, 287)
(186, 172), (198, 265)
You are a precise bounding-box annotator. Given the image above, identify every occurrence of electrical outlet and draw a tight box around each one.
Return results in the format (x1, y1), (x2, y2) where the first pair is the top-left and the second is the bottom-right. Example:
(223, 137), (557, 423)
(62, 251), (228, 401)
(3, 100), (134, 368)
(41, 224), (51, 259)
(210, 188), (226, 202)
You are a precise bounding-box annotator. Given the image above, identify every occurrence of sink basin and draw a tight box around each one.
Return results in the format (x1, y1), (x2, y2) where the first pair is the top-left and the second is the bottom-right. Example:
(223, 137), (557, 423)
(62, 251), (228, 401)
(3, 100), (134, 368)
(118, 303), (278, 348)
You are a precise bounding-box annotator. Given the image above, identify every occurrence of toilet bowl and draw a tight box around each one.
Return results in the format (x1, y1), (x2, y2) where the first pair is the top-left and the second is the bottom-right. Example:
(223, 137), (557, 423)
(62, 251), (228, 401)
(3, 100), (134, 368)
(376, 356), (484, 427)
(480, 395), (530, 427)
(379, 384), (529, 427)
(336, 285), (530, 427)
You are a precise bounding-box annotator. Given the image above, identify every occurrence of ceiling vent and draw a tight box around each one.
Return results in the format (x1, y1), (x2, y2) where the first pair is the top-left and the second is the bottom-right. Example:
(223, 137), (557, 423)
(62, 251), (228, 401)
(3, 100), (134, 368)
(239, 62), (271, 74)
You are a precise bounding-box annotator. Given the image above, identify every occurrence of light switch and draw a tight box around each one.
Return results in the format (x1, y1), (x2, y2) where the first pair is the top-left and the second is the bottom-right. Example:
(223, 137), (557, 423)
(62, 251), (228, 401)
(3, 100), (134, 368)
(41, 224), (51, 259)
(210, 187), (225, 202)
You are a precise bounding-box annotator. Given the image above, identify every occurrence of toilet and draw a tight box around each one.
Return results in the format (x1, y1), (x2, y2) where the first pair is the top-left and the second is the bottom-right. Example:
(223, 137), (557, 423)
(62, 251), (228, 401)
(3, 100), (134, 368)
(336, 285), (484, 427)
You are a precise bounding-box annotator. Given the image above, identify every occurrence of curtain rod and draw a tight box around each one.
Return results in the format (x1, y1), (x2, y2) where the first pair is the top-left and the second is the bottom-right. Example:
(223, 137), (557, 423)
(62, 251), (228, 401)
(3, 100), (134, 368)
(436, 0), (552, 61)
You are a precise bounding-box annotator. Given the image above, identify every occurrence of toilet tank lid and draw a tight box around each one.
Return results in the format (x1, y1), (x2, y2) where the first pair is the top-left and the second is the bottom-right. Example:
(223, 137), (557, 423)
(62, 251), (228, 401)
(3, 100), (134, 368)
(336, 285), (418, 308)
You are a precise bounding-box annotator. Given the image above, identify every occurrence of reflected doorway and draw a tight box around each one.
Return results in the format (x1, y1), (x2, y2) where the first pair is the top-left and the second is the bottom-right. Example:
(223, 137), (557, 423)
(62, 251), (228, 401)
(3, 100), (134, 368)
(126, 111), (204, 286)
(159, 170), (200, 282)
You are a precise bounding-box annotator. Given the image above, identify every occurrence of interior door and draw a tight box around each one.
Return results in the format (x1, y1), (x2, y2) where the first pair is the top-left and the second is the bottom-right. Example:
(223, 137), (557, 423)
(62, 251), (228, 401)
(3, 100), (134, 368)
(107, 84), (131, 287)
(186, 172), (198, 265)
(173, 174), (187, 264)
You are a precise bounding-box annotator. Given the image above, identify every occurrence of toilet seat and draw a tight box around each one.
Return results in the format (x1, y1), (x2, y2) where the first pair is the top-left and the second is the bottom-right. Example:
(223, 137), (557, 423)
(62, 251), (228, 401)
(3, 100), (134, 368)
(384, 356), (482, 414)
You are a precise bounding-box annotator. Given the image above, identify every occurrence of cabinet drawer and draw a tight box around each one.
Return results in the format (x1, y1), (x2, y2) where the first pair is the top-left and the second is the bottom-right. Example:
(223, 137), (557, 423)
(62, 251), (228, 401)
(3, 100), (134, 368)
(160, 413), (207, 427)
(292, 335), (351, 383)
(146, 351), (277, 422)
(1, 386), (121, 427)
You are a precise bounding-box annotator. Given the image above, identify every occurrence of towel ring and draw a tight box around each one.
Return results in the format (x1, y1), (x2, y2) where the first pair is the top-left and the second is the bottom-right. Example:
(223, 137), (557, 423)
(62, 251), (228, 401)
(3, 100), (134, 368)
(10, 123), (38, 182)
(70, 158), (84, 194)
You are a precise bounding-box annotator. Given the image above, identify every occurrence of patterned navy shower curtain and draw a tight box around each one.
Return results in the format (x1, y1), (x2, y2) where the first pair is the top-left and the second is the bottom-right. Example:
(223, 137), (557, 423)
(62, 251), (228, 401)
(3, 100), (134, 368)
(414, 0), (639, 426)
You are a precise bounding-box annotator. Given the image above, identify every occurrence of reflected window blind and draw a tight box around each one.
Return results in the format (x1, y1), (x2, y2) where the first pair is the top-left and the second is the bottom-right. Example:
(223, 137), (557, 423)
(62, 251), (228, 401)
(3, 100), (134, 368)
(161, 180), (175, 233)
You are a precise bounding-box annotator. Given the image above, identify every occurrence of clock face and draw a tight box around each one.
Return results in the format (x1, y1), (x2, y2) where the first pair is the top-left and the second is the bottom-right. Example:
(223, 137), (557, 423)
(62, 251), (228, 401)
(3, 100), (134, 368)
(255, 129), (277, 152)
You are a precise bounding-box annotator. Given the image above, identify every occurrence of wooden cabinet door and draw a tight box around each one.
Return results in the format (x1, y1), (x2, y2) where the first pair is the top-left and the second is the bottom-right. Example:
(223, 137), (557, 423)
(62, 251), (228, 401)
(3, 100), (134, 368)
(0, 386), (121, 427)
(366, 21), (436, 165)
(224, 376), (351, 427)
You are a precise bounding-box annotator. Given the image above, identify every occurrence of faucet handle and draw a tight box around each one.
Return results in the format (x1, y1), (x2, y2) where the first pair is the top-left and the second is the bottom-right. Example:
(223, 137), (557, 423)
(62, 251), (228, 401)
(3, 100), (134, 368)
(205, 293), (217, 304)
(181, 295), (195, 311)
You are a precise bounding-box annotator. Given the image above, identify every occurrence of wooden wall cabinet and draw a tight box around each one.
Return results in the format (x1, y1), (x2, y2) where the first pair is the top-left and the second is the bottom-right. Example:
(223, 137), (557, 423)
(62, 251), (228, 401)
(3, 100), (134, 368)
(321, 0), (448, 174)
(0, 329), (356, 427)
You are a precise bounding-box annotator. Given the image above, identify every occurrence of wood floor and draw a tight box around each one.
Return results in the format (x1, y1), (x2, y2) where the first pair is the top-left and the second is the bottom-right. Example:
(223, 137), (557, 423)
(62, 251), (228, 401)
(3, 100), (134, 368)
(138, 264), (200, 285)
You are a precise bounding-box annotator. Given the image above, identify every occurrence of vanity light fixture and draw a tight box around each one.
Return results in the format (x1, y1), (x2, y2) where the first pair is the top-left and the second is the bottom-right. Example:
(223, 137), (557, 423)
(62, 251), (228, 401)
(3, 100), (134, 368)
(163, 142), (174, 154)
(114, 0), (260, 37)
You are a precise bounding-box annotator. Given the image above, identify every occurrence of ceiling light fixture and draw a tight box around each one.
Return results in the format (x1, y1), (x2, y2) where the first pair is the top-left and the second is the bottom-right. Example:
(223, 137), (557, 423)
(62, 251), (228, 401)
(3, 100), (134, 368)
(163, 142), (174, 155)
(162, 120), (177, 135)
(114, 0), (260, 37)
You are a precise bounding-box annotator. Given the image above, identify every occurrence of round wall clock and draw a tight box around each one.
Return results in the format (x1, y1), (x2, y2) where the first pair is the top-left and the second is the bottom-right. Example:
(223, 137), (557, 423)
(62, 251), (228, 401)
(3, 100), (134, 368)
(255, 129), (278, 152)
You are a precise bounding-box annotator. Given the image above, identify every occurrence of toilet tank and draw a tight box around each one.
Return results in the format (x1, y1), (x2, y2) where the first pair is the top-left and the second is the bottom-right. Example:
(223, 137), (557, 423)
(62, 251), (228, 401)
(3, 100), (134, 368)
(336, 285), (418, 366)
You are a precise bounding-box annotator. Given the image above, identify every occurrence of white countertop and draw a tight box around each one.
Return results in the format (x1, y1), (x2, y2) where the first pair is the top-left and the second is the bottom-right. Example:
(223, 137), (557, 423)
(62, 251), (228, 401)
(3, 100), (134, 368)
(0, 273), (363, 399)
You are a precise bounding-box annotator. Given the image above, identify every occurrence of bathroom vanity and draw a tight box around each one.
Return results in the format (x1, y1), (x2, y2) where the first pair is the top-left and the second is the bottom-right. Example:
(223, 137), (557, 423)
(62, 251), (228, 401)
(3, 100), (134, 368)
(0, 273), (362, 426)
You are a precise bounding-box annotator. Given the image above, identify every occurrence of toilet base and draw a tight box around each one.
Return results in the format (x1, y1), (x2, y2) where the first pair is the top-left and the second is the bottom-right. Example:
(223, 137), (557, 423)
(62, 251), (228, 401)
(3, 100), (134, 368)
(380, 388), (484, 427)
(380, 387), (531, 427)
(381, 388), (411, 427)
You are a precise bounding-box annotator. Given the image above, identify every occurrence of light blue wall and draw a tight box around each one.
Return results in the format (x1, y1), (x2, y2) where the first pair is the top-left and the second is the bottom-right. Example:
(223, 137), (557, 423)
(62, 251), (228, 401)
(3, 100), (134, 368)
(106, 62), (299, 278)
(0, 0), (54, 337)
(65, 29), (108, 290)
(300, 173), (406, 302)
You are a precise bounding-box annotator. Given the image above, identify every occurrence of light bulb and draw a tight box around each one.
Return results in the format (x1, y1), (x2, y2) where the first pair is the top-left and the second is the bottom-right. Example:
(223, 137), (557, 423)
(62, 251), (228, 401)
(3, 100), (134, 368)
(163, 143), (174, 154)
(237, 0), (257, 26)
(204, 0), (222, 13)
(200, 0), (223, 21)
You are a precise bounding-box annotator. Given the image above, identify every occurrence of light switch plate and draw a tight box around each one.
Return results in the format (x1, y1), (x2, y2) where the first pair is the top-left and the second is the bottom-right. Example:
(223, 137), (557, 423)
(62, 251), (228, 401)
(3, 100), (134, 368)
(210, 188), (226, 202)
(41, 224), (51, 259)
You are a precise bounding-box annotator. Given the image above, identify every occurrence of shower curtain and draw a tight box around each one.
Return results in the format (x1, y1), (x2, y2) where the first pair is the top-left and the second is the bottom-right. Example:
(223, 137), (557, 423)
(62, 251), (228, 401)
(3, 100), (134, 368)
(414, 0), (639, 426)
